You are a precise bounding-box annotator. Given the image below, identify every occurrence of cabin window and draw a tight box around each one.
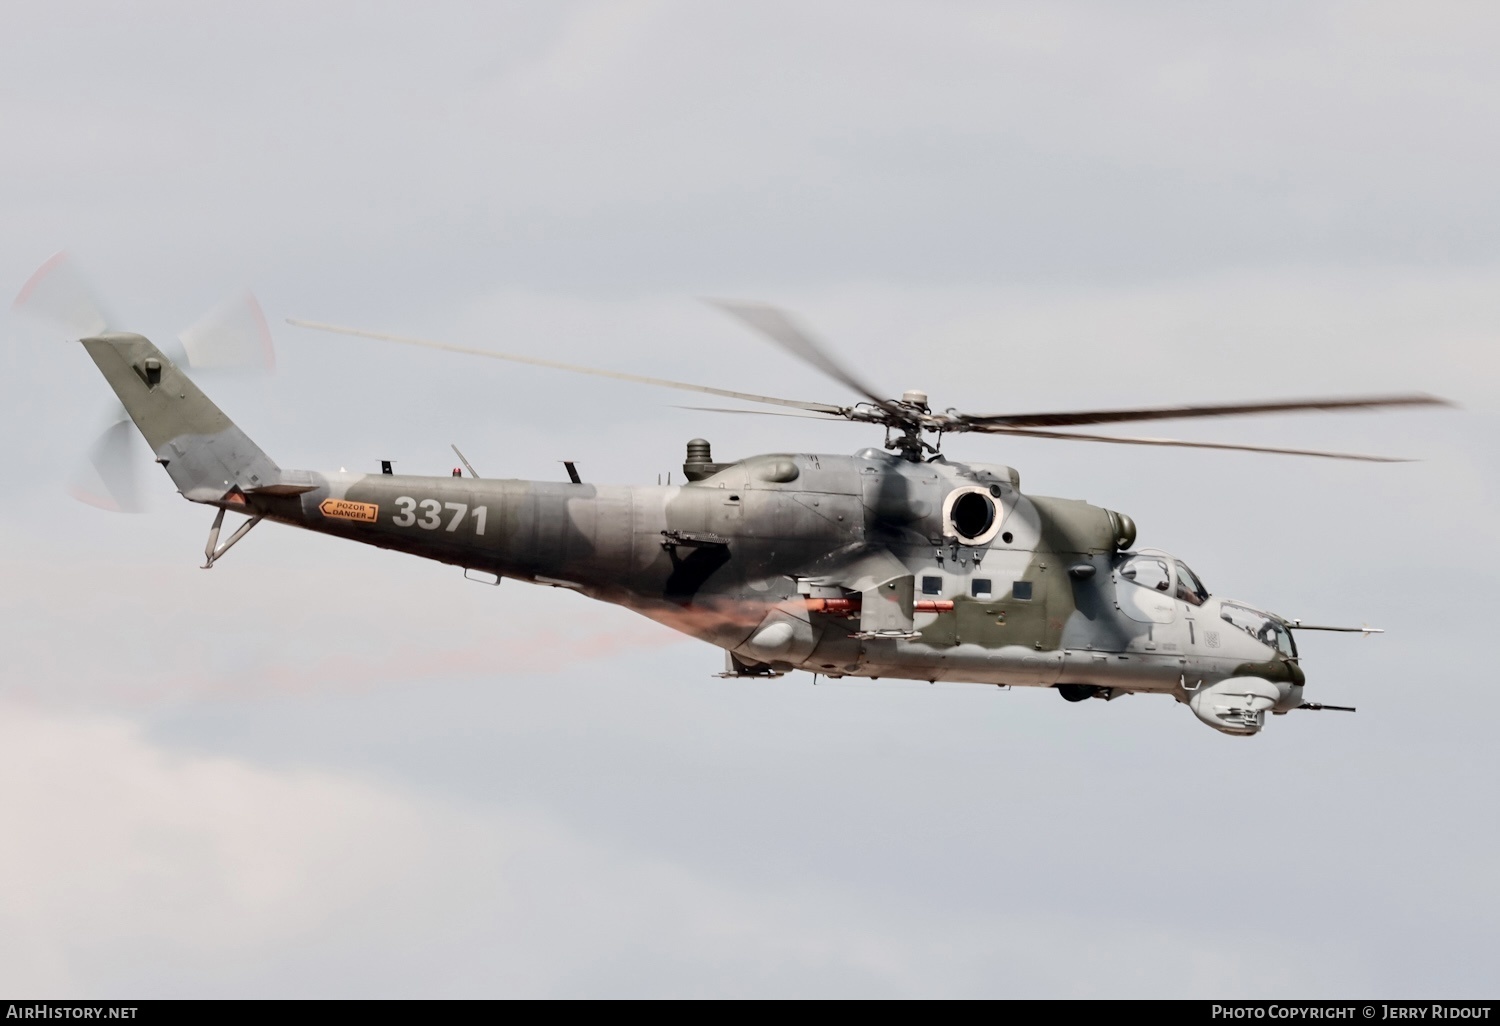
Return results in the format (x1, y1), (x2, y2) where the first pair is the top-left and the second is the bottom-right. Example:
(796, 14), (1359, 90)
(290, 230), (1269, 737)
(972, 579), (992, 598)
(1012, 581), (1033, 601)
(921, 575), (943, 595)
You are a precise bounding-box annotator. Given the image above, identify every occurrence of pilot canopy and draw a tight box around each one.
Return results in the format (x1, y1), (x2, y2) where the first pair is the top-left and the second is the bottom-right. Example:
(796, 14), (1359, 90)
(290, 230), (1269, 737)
(1117, 550), (1210, 606)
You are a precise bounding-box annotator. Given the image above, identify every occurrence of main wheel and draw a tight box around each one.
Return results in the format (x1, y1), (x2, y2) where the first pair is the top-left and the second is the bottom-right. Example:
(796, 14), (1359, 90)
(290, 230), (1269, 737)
(1056, 683), (1101, 703)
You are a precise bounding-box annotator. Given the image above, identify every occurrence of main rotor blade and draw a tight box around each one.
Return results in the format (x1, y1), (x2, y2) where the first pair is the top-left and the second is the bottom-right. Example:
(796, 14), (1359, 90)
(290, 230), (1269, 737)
(964, 423), (1411, 462)
(672, 404), (856, 422)
(706, 300), (902, 416)
(959, 394), (1452, 429)
(286, 319), (848, 416)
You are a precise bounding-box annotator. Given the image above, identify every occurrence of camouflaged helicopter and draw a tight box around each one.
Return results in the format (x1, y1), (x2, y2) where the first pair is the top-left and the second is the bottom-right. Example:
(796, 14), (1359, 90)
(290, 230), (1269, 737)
(48, 278), (1448, 736)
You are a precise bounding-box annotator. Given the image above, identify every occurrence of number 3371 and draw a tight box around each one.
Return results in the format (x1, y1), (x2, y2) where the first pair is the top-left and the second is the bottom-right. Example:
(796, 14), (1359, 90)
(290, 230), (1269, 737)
(391, 497), (487, 535)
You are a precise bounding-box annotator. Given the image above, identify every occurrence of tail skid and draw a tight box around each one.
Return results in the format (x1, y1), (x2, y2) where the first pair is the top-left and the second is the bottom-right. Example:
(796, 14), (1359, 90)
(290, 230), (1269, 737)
(201, 506), (264, 568)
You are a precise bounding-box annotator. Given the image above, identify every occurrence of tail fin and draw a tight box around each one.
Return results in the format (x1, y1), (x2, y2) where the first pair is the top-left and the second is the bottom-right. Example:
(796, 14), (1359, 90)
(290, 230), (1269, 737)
(80, 332), (283, 504)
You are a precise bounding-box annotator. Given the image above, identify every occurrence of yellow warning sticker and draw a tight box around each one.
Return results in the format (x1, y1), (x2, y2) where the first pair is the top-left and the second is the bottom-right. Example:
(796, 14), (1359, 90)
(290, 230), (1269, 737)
(319, 498), (379, 523)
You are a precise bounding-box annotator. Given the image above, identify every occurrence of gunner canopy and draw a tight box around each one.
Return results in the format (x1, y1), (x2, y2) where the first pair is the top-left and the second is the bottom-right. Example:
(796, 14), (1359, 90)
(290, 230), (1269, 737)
(1220, 601), (1297, 658)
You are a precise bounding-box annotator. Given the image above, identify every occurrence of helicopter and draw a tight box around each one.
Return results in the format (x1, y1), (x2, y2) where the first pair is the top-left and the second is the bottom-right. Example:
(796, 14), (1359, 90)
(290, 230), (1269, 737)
(54, 289), (1448, 737)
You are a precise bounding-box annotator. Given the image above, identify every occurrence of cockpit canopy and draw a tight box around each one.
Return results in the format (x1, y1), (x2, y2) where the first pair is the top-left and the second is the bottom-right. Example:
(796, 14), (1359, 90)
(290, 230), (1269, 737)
(1219, 601), (1297, 658)
(1117, 551), (1210, 606)
(1175, 561), (1209, 606)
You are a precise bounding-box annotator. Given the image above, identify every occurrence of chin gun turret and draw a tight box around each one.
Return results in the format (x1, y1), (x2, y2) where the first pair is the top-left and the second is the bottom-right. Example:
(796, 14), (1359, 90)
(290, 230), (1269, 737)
(1187, 676), (1302, 736)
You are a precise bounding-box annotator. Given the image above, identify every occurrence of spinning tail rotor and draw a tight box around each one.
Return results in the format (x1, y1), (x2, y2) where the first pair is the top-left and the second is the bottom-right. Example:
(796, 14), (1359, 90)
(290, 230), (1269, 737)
(14, 252), (276, 512)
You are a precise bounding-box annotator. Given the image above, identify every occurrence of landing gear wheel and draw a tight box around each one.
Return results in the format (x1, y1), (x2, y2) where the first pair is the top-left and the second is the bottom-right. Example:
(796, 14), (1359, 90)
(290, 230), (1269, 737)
(1056, 683), (1101, 703)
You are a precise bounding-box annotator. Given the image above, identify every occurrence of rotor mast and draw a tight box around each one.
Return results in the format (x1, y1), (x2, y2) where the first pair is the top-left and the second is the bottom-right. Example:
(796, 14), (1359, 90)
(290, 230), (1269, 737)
(887, 389), (934, 461)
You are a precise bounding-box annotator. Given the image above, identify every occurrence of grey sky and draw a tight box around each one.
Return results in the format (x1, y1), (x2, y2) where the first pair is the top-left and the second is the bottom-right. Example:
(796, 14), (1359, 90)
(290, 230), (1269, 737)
(1, 1), (1496, 997)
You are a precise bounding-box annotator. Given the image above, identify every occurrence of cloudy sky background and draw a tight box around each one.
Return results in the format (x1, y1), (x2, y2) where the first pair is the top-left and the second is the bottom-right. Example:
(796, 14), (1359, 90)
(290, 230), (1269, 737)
(1, 1), (1497, 997)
